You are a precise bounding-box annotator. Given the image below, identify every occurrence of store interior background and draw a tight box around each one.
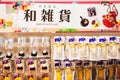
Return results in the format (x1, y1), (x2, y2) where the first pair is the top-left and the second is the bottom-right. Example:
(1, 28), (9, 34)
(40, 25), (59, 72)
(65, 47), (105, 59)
(0, 0), (120, 80)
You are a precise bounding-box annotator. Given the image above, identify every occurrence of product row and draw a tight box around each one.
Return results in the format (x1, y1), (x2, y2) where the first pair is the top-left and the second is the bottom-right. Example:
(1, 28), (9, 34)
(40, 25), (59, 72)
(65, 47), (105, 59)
(54, 36), (120, 60)
(0, 58), (50, 74)
(54, 59), (120, 80)
(0, 37), (50, 59)
(0, 73), (50, 80)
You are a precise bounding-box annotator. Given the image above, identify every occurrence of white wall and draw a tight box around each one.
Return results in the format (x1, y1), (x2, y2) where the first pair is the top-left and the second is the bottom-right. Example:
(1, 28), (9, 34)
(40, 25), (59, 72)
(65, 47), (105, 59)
(0, 4), (6, 19)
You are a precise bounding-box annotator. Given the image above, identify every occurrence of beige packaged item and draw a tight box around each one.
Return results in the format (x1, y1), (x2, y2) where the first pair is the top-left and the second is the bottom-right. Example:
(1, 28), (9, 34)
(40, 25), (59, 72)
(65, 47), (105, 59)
(77, 37), (89, 60)
(116, 37), (120, 59)
(65, 36), (76, 60)
(29, 37), (39, 58)
(17, 37), (26, 58)
(27, 59), (37, 74)
(108, 36), (117, 59)
(97, 37), (107, 60)
(15, 59), (25, 73)
(39, 59), (50, 80)
(41, 37), (50, 56)
(88, 37), (97, 61)
(54, 36), (65, 60)
(2, 59), (12, 73)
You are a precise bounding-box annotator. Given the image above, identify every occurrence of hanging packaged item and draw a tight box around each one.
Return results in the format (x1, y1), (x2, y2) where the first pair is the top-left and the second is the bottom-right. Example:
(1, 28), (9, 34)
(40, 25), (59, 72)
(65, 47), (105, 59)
(17, 37), (26, 58)
(54, 36), (65, 60)
(3, 74), (12, 80)
(116, 60), (120, 79)
(14, 74), (22, 80)
(27, 59), (37, 74)
(29, 37), (39, 58)
(15, 59), (25, 74)
(4, 38), (14, 59)
(88, 37), (97, 61)
(108, 59), (116, 80)
(41, 37), (50, 56)
(28, 75), (36, 80)
(107, 36), (117, 59)
(0, 37), (4, 73)
(65, 36), (77, 60)
(75, 61), (83, 80)
(0, 37), (4, 58)
(102, 4), (118, 28)
(65, 62), (74, 80)
(83, 61), (92, 80)
(96, 60), (106, 80)
(97, 37), (108, 60)
(77, 37), (89, 60)
(39, 59), (49, 80)
(2, 59), (12, 73)
(54, 62), (63, 80)
(116, 37), (120, 59)
(3, 38), (14, 73)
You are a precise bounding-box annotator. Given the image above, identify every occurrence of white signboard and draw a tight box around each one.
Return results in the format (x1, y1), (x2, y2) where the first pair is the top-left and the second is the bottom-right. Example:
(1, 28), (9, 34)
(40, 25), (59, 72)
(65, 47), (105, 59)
(0, 4), (6, 19)
(13, 3), (120, 30)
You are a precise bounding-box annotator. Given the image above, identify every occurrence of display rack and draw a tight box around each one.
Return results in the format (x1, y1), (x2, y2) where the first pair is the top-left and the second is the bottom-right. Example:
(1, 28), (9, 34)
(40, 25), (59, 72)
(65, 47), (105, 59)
(0, 31), (120, 80)
(0, 31), (120, 37)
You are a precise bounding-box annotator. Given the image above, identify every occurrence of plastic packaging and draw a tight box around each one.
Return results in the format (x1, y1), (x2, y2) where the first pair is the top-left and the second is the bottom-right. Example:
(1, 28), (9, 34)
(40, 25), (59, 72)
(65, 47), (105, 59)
(75, 61), (83, 80)
(29, 37), (39, 58)
(28, 75), (36, 80)
(65, 36), (77, 60)
(77, 37), (89, 60)
(15, 59), (25, 73)
(83, 61), (92, 80)
(41, 37), (50, 56)
(14, 74), (22, 80)
(65, 63), (74, 80)
(40, 59), (49, 80)
(27, 59), (37, 74)
(54, 36), (65, 60)
(116, 37), (120, 59)
(0, 37), (4, 73)
(116, 60), (120, 79)
(107, 36), (117, 59)
(108, 59), (116, 80)
(96, 61), (106, 80)
(89, 37), (97, 61)
(97, 37), (107, 60)
(17, 37), (26, 58)
(2, 59), (12, 73)
(54, 62), (63, 80)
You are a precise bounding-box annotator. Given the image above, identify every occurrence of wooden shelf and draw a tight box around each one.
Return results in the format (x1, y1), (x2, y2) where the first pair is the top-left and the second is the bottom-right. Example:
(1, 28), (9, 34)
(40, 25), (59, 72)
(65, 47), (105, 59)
(0, 31), (119, 37)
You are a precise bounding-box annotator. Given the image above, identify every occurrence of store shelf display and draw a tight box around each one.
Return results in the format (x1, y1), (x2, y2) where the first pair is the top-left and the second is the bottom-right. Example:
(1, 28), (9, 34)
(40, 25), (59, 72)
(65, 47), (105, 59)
(0, 36), (51, 80)
(53, 36), (120, 80)
(0, 32), (119, 80)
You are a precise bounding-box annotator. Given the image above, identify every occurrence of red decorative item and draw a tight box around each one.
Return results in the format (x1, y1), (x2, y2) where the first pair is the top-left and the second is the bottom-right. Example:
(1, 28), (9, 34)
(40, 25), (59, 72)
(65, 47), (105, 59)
(92, 20), (96, 25)
(102, 5), (118, 28)
(0, 19), (5, 25)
